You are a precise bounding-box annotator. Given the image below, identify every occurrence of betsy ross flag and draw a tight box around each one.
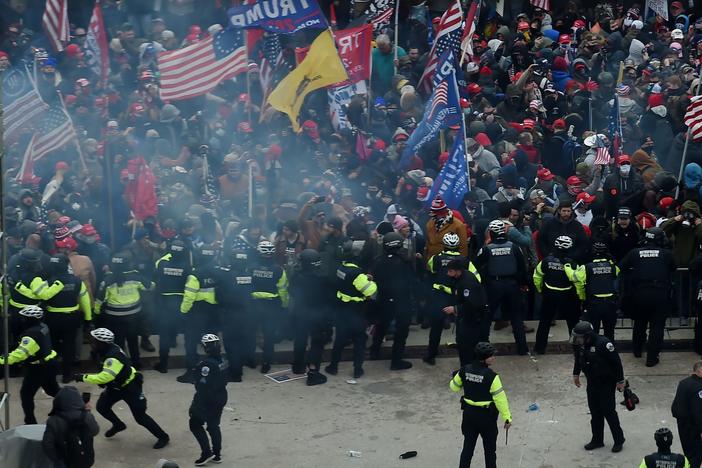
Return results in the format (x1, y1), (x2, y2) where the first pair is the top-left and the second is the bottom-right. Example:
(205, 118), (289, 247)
(33, 107), (76, 161)
(42, 0), (69, 52)
(460, 0), (482, 65)
(3, 67), (48, 144)
(401, 50), (462, 168)
(684, 95), (702, 142)
(158, 28), (247, 101)
(419, 0), (463, 93)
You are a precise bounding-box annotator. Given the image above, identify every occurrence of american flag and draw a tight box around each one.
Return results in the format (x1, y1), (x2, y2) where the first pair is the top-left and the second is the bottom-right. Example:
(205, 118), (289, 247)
(42, 0), (69, 52)
(608, 94), (622, 158)
(16, 135), (38, 184)
(685, 95), (702, 142)
(428, 82), (449, 119)
(260, 34), (285, 103)
(158, 28), (247, 101)
(530, 0), (551, 10)
(32, 107), (76, 161)
(594, 135), (610, 165)
(460, 0), (482, 65)
(419, 0), (463, 93)
(3, 67), (47, 144)
(371, 2), (394, 28)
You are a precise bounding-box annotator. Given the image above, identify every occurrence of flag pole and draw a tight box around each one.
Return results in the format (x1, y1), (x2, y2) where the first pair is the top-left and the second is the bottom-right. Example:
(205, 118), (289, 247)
(245, 32), (252, 124)
(677, 78), (702, 198)
(0, 67), (11, 430)
(248, 161), (254, 217)
(367, 53), (373, 129)
(393, 0), (400, 74)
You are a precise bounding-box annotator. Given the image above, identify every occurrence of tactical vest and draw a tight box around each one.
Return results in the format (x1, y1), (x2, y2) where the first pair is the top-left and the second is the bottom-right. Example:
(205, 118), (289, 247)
(459, 363), (497, 409)
(9, 278), (41, 307)
(217, 267), (252, 309)
(336, 262), (363, 299)
(486, 241), (517, 277)
(585, 260), (616, 297)
(433, 251), (463, 288)
(24, 323), (54, 363)
(633, 248), (670, 284)
(542, 255), (571, 289)
(46, 275), (82, 310)
(103, 345), (135, 388)
(251, 262), (279, 294)
(155, 256), (188, 295)
(643, 452), (687, 468)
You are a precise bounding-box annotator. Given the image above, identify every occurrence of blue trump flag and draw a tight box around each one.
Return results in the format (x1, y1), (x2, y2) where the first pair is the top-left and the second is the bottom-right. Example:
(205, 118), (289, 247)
(400, 49), (461, 168)
(228, 0), (327, 34)
(425, 123), (469, 209)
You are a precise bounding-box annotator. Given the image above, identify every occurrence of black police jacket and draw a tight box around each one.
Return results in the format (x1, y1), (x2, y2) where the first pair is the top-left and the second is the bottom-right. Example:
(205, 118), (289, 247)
(451, 271), (488, 323)
(620, 246), (676, 287)
(216, 266), (252, 312)
(193, 355), (228, 409)
(154, 255), (190, 295)
(289, 269), (329, 320)
(672, 374), (702, 430)
(573, 335), (624, 383)
(372, 253), (412, 304)
(45, 274), (82, 309)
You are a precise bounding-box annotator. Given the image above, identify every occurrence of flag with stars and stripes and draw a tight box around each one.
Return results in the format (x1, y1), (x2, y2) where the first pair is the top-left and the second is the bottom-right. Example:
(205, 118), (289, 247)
(401, 50), (462, 168)
(459, 0), (482, 65)
(158, 27), (247, 101)
(419, 0), (463, 93)
(3, 67), (48, 144)
(685, 95), (702, 142)
(42, 0), (69, 52)
(348, 0), (395, 31)
(32, 106), (76, 161)
(594, 135), (610, 165)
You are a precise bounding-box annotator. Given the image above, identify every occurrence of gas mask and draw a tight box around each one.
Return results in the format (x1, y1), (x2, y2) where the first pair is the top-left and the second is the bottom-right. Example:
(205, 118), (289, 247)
(619, 165), (631, 177)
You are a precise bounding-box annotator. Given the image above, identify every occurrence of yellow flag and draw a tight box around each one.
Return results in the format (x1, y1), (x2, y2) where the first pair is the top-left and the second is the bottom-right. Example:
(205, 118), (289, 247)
(267, 30), (348, 132)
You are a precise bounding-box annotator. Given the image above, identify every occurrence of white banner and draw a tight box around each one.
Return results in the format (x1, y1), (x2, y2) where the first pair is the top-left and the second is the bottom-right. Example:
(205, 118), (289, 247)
(328, 81), (367, 130)
(648, 0), (669, 21)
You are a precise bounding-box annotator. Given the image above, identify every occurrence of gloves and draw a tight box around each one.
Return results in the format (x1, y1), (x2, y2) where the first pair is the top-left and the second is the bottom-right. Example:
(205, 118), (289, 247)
(585, 80), (599, 92)
(73, 374), (84, 382)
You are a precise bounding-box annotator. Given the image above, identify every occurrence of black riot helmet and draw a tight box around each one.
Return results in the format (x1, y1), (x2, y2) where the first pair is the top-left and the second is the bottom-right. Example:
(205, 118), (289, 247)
(474, 342), (496, 361)
(299, 249), (322, 270)
(383, 232), (403, 252)
(643, 227), (665, 247)
(228, 247), (248, 272)
(194, 245), (217, 267)
(654, 427), (673, 449)
(570, 320), (594, 345)
(48, 254), (70, 276)
(20, 248), (42, 272)
(338, 240), (355, 261)
(168, 239), (187, 261)
(591, 241), (609, 257)
(110, 253), (128, 274)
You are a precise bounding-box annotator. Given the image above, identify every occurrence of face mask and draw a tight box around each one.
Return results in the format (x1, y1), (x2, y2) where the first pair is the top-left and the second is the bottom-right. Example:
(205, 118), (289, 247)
(620, 165), (631, 177)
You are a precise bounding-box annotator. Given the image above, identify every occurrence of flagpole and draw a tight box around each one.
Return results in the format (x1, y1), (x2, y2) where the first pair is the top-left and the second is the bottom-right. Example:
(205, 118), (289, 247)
(367, 58), (373, 129)
(245, 32), (252, 124)
(248, 161), (254, 217)
(0, 68), (11, 430)
(393, 0), (400, 74)
(56, 92), (89, 172)
(677, 79), (702, 198)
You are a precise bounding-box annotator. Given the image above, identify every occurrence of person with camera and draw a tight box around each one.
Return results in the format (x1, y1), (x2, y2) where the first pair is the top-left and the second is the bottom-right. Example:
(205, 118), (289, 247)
(74, 328), (170, 449)
(571, 321), (626, 453)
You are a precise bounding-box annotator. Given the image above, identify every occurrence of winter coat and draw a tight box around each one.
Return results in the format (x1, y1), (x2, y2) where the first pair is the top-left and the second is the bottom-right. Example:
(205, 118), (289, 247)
(630, 150), (663, 185)
(424, 215), (468, 262)
(662, 200), (702, 267)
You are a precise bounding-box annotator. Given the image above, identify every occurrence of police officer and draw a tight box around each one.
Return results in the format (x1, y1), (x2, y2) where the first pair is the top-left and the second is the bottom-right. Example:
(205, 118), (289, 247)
(0, 305), (59, 424)
(325, 240), (377, 379)
(569, 241), (619, 341)
(449, 342), (512, 468)
(424, 232), (481, 365)
(7, 248), (48, 339)
(475, 220), (529, 355)
(188, 334), (228, 466)
(369, 232), (413, 370)
(75, 328), (170, 449)
(639, 428), (690, 468)
(672, 361), (702, 467)
(94, 254), (151, 369)
(152, 240), (191, 373)
(179, 245), (221, 383)
(533, 236), (580, 354)
(290, 249), (330, 385)
(571, 321), (626, 453)
(620, 227), (676, 366)
(40, 254), (91, 383)
(251, 240), (289, 374)
(443, 259), (489, 366)
(217, 248), (252, 382)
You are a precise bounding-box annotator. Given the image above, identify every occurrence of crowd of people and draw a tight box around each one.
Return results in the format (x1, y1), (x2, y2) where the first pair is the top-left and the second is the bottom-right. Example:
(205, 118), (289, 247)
(4, 0), (702, 466)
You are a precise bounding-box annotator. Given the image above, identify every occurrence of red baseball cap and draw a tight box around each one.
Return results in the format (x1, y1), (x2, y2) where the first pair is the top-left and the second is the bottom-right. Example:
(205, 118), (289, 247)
(617, 155), (631, 165)
(576, 192), (596, 204)
(537, 168), (555, 180)
(553, 119), (567, 130)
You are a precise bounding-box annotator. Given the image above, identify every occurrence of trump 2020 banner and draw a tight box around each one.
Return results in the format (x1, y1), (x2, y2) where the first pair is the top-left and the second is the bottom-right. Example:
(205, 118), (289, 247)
(228, 0), (328, 34)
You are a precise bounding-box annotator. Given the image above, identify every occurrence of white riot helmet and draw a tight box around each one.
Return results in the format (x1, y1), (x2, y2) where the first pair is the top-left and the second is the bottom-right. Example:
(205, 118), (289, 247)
(488, 219), (506, 236)
(554, 235), (573, 250)
(90, 328), (115, 343)
(201, 333), (220, 344)
(442, 232), (460, 249)
(19, 305), (44, 319)
(257, 240), (275, 257)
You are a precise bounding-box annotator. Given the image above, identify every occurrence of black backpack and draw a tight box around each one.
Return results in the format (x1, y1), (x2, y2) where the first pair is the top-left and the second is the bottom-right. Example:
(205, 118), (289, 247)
(62, 414), (95, 468)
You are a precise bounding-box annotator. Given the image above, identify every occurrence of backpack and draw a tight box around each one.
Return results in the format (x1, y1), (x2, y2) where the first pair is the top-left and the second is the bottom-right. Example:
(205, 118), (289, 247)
(62, 415), (94, 468)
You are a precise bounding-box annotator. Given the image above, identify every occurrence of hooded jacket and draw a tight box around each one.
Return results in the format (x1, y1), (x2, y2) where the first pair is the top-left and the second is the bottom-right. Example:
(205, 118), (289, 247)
(42, 386), (99, 466)
(627, 39), (645, 66)
(630, 149), (663, 185)
(662, 200), (702, 267)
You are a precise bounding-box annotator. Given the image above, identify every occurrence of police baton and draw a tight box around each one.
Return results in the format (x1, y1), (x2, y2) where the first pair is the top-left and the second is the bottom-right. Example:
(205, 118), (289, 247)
(505, 426), (509, 446)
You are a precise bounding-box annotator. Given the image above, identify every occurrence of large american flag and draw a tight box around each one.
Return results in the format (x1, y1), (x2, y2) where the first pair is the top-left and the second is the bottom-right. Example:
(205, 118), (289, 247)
(3, 68), (47, 144)
(419, 0), (463, 93)
(33, 107), (76, 160)
(685, 95), (702, 142)
(42, 0), (69, 52)
(158, 28), (246, 101)
(460, 0), (481, 65)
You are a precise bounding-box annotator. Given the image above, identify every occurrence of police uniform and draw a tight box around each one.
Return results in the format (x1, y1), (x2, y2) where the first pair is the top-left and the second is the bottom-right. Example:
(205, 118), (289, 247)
(369, 250), (413, 365)
(573, 334), (625, 448)
(425, 250), (481, 362)
(475, 240), (529, 354)
(181, 266), (221, 369)
(189, 354), (228, 458)
(153, 253), (190, 369)
(672, 373), (702, 467)
(639, 452), (689, 467)
(217, 261), (252, 380)
(449, 270), (488, 366)
(79, 343), (169, 442)
(449, 361), (512, 468)
(328, 261), (377, 374)
(94, 270), (150, 366)
(250, 258), (289, 368)
(7, 250), (47, 341)
(620, 244), (676, 363)
(290, 266), (331, 374)
(533, 254), (580, 353)
(0, 322), (59, 424)
(569, 258), (619, 341)
(40, 271), (91, 380)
